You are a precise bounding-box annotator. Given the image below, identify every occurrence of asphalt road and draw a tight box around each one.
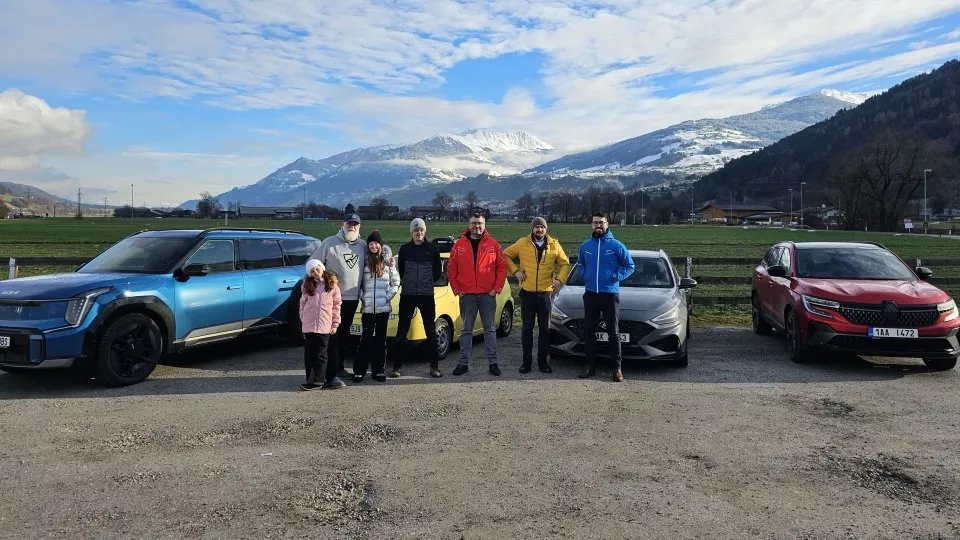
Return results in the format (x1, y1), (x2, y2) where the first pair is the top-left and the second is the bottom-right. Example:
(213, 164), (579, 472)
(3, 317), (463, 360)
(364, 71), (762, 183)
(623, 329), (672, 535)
(0, 328), (958, 539)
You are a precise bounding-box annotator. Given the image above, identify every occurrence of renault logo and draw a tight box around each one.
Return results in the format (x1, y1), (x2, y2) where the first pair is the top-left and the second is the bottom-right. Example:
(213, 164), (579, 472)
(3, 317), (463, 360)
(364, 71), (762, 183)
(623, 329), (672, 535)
(882, 302), (900, 325)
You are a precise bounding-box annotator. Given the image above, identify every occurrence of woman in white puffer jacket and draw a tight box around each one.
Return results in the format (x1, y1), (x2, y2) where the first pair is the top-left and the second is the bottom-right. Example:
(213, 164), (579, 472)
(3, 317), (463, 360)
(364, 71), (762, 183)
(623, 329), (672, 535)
(354, 230), (400, 382)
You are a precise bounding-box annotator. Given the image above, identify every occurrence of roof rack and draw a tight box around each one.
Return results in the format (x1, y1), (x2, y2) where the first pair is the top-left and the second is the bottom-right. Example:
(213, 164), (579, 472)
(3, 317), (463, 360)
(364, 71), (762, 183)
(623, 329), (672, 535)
(199, 227), (306, 236)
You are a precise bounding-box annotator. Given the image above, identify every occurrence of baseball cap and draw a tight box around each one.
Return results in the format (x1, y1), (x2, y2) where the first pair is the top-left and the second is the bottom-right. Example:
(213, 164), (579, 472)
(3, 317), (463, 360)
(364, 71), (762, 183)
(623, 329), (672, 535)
(344, 213), (362, 224)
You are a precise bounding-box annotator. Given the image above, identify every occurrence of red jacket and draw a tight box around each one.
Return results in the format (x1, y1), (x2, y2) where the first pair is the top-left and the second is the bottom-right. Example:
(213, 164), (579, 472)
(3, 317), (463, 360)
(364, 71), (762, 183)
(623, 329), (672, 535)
(448, 229), (507, 295)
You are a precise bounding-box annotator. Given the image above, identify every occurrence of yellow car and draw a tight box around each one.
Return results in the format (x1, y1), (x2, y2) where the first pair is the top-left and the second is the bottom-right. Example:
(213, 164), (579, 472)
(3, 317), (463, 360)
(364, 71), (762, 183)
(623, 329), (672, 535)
(349, 240), (514, 359)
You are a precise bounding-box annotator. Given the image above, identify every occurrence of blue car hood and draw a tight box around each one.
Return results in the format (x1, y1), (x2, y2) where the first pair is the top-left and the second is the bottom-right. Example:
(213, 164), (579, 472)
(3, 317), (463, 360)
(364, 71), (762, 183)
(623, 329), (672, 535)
(0, 273), (164, 301)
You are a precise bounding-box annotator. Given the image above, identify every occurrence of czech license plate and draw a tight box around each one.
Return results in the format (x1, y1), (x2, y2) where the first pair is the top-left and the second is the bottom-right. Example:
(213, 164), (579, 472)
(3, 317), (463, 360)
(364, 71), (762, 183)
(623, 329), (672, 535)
(0, 336), (8, 348)
(349, 324), (362, 336)
(868, 327), (917, 338)
(596, 332), (629, 342)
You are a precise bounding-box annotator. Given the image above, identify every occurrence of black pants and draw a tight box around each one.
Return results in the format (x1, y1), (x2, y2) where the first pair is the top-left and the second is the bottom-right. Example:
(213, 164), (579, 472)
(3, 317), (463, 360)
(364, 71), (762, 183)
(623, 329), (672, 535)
(355, 312), (388, 377)
(583, 291), (622, 370)
(520, 290), (551, 367)
(304, 333), (334, 384)
(393, 294), (438, 370)
(330, 299), (360, 374)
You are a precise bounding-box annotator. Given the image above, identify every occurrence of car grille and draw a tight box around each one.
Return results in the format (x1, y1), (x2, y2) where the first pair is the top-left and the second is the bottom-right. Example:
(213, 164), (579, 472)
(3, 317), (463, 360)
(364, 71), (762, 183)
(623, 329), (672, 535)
(838, 303), (939, 327)
(825, 335), (954, 355)
(564, 319), (655, 343)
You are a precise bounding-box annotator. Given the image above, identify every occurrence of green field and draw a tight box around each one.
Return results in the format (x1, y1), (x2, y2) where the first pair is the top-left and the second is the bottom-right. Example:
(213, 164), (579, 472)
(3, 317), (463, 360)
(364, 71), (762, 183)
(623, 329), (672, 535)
(5, 217), (960, 327)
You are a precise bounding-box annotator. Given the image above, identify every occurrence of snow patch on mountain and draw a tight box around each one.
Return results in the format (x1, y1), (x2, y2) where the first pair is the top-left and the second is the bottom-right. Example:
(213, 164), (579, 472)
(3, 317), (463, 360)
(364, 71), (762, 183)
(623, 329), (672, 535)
(820, 89), (875, 105)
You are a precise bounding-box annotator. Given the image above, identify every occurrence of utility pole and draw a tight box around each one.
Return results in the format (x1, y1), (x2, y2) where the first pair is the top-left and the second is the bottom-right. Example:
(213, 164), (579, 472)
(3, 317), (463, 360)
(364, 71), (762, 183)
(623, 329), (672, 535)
(103, 197), (108, 217)
(788, 188), (794, 225)
(924, 168), (932, 234)
(799, 182), (806, 227)
(130, 183), (135, 218)
(76, 188), (82, 219)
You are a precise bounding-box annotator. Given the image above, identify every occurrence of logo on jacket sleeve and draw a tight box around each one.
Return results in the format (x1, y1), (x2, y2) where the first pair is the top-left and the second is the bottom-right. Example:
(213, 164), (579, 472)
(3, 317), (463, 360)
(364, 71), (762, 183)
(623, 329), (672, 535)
(343, 253), (359, 269)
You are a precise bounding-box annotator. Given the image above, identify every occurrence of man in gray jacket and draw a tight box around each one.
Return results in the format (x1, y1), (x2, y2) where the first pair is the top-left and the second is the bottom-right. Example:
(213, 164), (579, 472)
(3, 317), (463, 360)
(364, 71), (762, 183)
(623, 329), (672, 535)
(311, 213), (392, 378)
(390, 217), (442, 378)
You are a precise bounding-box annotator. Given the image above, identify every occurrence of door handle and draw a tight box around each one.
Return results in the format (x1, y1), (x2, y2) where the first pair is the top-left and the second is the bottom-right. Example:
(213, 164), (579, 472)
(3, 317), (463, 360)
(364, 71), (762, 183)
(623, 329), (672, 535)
(282, 279), (297, 284)
(227, 285), (243, 290)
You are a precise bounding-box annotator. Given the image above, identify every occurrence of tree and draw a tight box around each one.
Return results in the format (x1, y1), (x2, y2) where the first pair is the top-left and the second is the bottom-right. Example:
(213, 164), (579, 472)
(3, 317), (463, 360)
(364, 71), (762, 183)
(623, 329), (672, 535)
(196, 191), (221, 219)
(432, 190), (454, 219)
(516, 192), (534, 221)
(344, 203), (356, 214)
(549, 190), (577, 223)
(113, 205), (133, 218)
(0, 199), (9, 220)
(466, 191), (480, 212)
(370, 197), (390, 220)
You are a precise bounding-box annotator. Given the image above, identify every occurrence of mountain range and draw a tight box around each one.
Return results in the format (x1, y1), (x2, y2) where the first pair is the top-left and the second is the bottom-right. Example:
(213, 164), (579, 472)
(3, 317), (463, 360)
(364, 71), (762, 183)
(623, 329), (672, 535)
(184, 89), (873, 209)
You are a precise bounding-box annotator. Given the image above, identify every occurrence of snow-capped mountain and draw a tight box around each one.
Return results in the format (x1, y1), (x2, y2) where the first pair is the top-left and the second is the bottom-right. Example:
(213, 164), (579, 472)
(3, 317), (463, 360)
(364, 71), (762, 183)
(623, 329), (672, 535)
(204, 129), (556, 207)
(525, 89), (875, 179)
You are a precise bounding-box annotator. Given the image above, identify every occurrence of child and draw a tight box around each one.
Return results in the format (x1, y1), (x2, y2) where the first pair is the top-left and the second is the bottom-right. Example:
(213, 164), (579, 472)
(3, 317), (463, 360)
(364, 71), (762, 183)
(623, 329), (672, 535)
(299, 259), (345, 390)
(354, 230), (400, 382)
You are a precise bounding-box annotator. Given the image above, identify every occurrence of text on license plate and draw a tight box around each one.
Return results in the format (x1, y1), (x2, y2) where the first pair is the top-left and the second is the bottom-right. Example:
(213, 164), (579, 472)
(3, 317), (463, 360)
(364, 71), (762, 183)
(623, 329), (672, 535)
(596, 332), (629, 342)
(0, 336), (9, 348)
(349, 324), (362, 336)
(868, 327), (917, 338)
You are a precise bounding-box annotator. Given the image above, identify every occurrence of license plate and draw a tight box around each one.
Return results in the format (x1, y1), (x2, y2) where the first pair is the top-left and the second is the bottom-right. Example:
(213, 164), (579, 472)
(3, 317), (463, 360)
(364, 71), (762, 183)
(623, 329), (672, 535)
(596, 332), (629, 342)
(0, 336), (8, 348)
(349, 324), (362, 336)
(868, 327), (917, 338)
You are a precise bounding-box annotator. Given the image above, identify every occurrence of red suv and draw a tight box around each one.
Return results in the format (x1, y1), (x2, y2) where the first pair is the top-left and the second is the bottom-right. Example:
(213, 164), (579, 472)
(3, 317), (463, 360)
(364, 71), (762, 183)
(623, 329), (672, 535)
(751, 241), (959, 370)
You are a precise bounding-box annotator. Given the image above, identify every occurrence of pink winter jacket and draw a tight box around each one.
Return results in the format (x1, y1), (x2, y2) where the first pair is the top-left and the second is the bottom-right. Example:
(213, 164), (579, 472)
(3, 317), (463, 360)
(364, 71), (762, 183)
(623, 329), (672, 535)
(299, 283), (342, 334)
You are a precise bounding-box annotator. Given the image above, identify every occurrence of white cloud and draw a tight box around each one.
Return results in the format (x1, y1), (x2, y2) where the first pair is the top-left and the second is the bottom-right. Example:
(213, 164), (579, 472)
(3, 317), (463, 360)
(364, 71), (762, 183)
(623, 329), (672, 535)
(121, 147), (272, 168)
(0, 89), (89, 170)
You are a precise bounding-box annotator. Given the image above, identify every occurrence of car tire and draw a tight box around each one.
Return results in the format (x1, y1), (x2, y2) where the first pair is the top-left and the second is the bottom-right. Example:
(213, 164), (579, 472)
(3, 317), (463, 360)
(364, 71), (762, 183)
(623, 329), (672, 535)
(922, 357), (957, 371)
(285, 289), (305, 346)
(785, 309), (812, 364)
(496, 302), (514, 338)
(435, 317), (453, 360)
(93, 313), (163, 387)
(752, 292), (773, 336)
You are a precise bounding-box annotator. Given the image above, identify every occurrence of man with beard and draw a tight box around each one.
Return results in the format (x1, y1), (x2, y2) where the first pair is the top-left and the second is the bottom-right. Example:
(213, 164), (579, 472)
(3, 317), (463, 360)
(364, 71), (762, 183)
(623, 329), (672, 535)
(502, 217), (571, 374)
(577, 211), (635, 382)
(311, 213), (392, 379)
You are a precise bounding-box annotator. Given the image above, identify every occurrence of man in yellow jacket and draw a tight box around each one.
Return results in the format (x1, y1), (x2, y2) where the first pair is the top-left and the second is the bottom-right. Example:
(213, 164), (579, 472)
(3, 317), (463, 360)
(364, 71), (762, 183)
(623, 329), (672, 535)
(503, 216), (571, 373)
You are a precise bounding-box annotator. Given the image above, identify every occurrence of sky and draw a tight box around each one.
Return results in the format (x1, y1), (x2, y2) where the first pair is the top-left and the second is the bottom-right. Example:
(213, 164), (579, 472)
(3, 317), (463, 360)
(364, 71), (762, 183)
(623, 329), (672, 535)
(1, 0), (959, 207)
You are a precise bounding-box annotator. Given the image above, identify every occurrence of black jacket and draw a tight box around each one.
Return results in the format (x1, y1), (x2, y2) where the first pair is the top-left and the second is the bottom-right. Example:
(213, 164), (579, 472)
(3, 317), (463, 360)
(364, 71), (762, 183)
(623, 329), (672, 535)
(397, 240), (442, 296)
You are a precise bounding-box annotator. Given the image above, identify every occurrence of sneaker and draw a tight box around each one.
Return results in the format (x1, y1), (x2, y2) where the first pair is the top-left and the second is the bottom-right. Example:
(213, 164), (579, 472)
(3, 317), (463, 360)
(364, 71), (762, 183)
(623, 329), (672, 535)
(389, 369), (402, 378)
(325, 377), (347, 389)
(337, 369), (351, 379)
(373, 373), (387, 382)
(613, 370), (624, 382)
(519, 364), (532, 374)
(299, 382), (323, 391)
(489, 364), (501, 376)
(577, 367), (595, 379)
(452, 365), (469, 376)
(352, 374), (364, 383)
(539, 364), (553, 374)
(429, 367), (443, 378)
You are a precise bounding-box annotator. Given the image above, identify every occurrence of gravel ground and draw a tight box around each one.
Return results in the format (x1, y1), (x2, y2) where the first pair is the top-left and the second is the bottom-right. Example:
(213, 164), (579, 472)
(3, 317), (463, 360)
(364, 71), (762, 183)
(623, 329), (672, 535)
(0, 328), (958, 539)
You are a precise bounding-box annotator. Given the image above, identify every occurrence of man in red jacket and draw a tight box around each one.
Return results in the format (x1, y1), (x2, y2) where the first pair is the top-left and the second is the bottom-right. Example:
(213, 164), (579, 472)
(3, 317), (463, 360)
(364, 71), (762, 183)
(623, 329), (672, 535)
(448, 212), (507, 376)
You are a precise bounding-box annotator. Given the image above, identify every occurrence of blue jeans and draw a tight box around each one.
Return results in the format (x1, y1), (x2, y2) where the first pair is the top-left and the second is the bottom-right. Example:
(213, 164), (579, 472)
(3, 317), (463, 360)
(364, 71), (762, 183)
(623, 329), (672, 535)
(458, 293), (498, 366)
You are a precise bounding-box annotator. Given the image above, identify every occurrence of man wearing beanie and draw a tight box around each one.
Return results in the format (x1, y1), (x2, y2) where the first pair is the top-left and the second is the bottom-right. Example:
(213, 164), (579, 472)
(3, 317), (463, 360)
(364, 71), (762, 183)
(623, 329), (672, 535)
(503, 216), (571, 373)
(391, 217), (443, 378)
(311, 212), (392, 379)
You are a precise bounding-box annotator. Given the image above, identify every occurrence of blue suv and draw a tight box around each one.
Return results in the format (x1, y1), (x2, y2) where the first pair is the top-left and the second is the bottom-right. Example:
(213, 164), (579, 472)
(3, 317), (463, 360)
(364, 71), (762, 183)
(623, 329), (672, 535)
(0, 228), (320, 386)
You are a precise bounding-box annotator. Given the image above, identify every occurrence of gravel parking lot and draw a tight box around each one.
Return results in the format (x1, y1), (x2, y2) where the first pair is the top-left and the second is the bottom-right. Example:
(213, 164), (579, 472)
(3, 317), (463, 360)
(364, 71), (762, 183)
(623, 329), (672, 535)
(1, 328), (958, 539)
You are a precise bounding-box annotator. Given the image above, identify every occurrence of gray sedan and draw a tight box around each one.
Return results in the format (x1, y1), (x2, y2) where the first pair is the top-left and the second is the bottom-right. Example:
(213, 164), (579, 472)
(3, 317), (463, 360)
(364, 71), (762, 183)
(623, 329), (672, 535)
(548, 249), (696, 367)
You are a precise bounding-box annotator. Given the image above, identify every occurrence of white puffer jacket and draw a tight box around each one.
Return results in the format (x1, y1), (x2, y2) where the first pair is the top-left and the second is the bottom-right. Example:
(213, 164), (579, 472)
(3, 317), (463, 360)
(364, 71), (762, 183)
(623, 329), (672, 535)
(360, 264), (400, 315)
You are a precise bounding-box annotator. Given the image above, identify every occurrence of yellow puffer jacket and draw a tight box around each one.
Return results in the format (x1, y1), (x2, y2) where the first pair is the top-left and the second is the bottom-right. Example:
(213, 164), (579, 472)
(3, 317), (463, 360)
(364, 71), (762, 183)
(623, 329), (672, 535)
(503, 234), (572, 293)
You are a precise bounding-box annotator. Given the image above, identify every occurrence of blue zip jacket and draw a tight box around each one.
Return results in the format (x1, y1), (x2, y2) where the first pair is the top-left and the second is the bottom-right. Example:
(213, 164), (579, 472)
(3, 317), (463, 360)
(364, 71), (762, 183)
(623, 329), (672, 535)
(577, 230), (635, 293)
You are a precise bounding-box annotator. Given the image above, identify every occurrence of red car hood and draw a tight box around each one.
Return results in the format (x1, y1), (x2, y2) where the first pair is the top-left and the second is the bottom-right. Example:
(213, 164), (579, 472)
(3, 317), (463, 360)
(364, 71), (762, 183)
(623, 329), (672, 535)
(801, 278), (950, 305)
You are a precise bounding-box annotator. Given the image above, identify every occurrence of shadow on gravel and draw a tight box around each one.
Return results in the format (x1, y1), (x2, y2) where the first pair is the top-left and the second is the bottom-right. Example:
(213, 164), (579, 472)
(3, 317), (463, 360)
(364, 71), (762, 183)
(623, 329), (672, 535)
(0, 328), (953, 399)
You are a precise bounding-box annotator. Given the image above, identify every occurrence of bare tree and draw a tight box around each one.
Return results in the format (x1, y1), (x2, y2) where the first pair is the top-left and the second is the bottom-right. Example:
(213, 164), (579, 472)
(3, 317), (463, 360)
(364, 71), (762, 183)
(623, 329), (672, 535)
(516, 192), (534, 221)
(196, 191), (221, 219)
(432, 190), (454, 220)
(370, 197), (390, 220)
(550, 190), (577, 223)
(465, 191), (480, 212)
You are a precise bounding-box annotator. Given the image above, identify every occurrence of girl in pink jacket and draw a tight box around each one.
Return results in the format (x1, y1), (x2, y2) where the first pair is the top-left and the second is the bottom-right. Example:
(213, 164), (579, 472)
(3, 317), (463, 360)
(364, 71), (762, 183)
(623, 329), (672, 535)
(299, 259), (345, 390)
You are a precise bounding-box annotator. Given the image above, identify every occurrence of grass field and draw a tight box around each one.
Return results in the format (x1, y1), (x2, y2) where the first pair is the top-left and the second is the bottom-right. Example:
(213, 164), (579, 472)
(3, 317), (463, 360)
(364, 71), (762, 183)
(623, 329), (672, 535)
(5, 217), (960, 327)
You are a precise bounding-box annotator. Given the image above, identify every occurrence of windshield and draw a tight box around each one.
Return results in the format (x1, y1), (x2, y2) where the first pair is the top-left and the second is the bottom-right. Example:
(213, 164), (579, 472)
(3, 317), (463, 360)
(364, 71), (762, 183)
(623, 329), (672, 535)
(78, 236), (198, 274)
(795, 247), (915, 280)
(568, 256), (674, 288)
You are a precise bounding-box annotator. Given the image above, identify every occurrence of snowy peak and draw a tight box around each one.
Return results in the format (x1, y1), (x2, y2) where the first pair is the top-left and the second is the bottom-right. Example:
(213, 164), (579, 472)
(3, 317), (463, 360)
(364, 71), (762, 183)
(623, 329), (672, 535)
(819, 89), (875, 106)
(448, 129), (555, 153)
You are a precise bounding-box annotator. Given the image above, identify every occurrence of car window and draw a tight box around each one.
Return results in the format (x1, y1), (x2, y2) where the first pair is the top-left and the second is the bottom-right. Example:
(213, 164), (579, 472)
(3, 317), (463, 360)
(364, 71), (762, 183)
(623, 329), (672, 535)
(78, 236), (197, 274)
(185, 240), (236, 273)
(762, 246), (782, 267)
(795, 247), (915, 280)
(280, 239), (317, 266)
(567, 256), (673, 288)
(239, 239), (284, 270)
(777, 247), (792, 276)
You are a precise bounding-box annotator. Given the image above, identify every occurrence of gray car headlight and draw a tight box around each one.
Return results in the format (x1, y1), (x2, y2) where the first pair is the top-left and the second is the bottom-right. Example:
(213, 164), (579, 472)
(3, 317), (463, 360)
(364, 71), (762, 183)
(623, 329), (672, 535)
(64, 288), (111, 327)
(651, 303), (681, 325)
(551, 303), (569, 322)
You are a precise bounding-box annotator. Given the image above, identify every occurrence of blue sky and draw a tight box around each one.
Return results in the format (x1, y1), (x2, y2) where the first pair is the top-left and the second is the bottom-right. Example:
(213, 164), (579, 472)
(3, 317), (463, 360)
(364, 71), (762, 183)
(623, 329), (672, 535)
(0, 0), (959, 206)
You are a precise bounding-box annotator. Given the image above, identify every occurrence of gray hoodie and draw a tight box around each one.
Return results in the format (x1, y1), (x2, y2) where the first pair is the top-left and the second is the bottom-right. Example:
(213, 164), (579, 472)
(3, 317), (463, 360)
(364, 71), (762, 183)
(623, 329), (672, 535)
(310, 228), (392, 301)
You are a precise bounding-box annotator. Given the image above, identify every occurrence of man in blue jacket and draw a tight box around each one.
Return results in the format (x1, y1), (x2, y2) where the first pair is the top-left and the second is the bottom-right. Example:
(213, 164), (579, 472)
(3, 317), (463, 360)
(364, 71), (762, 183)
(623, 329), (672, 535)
(577, 211), (635, 382)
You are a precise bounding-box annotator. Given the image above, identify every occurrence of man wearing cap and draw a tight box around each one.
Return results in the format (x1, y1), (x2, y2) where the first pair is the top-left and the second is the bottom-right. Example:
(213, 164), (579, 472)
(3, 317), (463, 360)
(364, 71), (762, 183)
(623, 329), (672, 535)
(503, 217), (571, 374)
(390, 217), (443, 378)
(311, 212), (392, 378)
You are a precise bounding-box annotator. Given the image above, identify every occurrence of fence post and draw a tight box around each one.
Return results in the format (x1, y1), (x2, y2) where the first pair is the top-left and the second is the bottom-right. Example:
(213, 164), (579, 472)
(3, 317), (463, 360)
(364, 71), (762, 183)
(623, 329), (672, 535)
(917, 258), (921, 268)
(686, 257), (692, 278)
(8, 257), (15, 280)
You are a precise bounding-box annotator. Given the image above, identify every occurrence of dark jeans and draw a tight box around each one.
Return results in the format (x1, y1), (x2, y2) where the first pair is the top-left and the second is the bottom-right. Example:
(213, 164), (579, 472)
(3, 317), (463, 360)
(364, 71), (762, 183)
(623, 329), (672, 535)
(355, 312), (388, 377)
(520, 290), (551, 367)
(393, 295), (438, 370)
(330, 299), (360, 374)
(304, 333), (335, 384)
(583, 291), (622, 370)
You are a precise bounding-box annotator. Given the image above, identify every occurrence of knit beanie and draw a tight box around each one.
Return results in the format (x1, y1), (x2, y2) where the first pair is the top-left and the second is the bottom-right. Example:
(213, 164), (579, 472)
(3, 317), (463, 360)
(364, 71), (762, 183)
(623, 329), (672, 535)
(531, 216), (548, 229)
(305, 259), (325, 277)
(366, 229), (384, 246)
(410, 217), (427, 232)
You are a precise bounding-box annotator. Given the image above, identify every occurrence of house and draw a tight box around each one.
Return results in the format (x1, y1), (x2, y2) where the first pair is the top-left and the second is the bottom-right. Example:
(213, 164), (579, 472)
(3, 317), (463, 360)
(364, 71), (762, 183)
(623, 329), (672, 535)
(356, 205), (400, 220)
(238, 206), (302, 219)
(700, 203), (778, 222)
(409, 205), (444, 220)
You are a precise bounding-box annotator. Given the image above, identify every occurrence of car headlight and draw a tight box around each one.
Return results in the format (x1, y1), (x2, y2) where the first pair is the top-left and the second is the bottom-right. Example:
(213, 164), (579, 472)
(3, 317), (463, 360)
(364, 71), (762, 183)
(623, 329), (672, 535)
(550, 303), (569, 322)
(938, 299), (958, 322)
(651, 303), (681, 325)
(802, 295), (839, 318)
(64, 288), (111, 327)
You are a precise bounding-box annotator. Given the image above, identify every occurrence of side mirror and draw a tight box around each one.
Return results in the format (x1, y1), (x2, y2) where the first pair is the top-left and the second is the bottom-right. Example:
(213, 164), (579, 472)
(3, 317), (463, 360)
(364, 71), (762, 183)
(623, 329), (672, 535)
(767, 265), (787, 278)
(916, 266), (933, 280)
(678, 277), (697, 289)
(181, 263), (212, 277)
